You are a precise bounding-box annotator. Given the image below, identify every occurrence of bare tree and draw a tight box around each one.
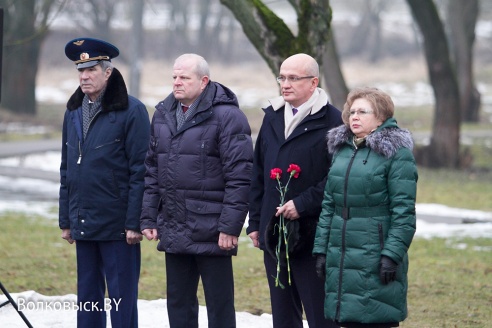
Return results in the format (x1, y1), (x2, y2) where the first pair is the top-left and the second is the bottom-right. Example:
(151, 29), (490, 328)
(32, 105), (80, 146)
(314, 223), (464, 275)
(63, 0), (117, 42)
(197, 0), (213, 57)
(1, 0), (65, 115)
(167, 0), (192, 50)
(406, 0), (461, 168)
(61, 0), (142, 72)
(345, 0), (389, 62)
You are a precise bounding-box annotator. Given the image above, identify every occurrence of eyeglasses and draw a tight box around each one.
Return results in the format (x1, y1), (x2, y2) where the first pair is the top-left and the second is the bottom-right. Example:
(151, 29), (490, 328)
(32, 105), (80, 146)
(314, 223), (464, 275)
(276, 76), (315, 84)
(349, 109), (374, 116)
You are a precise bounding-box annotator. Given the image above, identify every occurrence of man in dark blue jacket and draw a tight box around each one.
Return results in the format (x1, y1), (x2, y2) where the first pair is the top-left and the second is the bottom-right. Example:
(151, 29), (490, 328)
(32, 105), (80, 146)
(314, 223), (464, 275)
(140, 54), (253, 328)
(247, 53), (342, 328)
(59, 38), (150, 328)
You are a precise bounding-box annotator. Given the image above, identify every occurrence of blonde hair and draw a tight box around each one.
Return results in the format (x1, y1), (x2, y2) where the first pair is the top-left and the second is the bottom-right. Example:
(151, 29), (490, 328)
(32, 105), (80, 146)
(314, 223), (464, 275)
(341, 87), (394, 125)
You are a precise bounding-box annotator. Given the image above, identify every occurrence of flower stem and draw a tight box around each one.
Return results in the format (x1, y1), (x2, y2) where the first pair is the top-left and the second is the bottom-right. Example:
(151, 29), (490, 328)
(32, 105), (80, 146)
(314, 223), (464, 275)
(274, 176), (294, 287)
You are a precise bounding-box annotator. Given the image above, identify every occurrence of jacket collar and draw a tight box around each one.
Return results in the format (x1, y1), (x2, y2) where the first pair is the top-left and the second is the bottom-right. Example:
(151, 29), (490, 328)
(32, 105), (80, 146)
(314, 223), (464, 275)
(66, 67), (128, 112)
(157, 81), (240, 116)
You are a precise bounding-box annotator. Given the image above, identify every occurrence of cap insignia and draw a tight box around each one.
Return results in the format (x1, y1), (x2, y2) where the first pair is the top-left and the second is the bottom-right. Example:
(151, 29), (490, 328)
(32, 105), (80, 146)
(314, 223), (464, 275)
(73, 40), (85, 46)
(80, 52), (89, 60)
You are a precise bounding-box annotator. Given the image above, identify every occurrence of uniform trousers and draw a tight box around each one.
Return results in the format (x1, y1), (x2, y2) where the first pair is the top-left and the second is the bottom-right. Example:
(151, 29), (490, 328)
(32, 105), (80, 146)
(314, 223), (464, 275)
(264, 252), (339, 328)
(76, 240), (140, 328)
(165, 253), (236, 328)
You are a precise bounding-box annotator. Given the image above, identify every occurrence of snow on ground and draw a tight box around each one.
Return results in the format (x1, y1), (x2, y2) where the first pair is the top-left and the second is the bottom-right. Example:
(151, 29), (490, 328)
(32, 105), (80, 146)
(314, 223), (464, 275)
(0, 290), (286, 328)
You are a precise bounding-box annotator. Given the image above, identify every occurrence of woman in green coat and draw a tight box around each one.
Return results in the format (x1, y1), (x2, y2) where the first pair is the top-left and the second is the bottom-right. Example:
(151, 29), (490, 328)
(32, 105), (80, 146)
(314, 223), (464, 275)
(313, 87), (418, 328)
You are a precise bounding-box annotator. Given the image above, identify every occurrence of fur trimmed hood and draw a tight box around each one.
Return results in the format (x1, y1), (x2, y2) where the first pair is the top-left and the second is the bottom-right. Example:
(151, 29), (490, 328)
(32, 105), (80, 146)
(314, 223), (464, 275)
(327, 117), (414, 158)
(66, 67), (128, 112)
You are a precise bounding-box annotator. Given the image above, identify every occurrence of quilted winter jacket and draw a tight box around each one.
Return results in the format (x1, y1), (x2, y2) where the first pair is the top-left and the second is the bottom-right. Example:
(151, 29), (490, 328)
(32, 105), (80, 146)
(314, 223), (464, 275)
(59, 68), (150, 240)
(312, 118), (418, 324)
(140, 81), (253, 256)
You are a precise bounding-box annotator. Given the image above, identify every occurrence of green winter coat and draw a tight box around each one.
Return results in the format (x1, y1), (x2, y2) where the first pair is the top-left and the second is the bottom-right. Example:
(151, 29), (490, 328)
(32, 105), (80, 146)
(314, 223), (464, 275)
(313, 118), (418, 324)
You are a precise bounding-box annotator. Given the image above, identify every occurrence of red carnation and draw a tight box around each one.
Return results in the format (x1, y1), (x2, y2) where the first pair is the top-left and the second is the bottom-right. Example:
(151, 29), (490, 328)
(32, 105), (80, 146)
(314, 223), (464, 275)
(270, 168), (282, 180)
(287, 164), (301, 179)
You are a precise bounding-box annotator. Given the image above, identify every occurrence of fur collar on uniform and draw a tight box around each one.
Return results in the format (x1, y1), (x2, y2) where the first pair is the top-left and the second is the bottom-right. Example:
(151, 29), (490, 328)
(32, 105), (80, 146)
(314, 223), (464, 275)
(66, 67), (128, 112)
(327, 119), (414, 158)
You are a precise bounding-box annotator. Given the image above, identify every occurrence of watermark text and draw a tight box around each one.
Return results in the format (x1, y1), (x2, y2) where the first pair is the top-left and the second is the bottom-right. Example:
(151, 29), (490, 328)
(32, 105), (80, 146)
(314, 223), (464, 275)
(17, 297), (122, 312)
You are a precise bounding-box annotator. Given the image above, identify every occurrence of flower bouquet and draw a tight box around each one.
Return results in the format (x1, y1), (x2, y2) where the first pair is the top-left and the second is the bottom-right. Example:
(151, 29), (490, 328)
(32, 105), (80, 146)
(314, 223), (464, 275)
(268, 164), (301, 288)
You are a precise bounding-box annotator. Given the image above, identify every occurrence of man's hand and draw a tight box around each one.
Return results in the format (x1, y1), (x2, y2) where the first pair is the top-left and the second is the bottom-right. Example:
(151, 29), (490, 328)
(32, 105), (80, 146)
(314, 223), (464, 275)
(248, 231), (259, 248)
(218, 232), (238, 251)
(126, 230), (143, 245)
(276, 200), (300, 220)
(61, 229), (74, 244)
(142, 228), (159, 241)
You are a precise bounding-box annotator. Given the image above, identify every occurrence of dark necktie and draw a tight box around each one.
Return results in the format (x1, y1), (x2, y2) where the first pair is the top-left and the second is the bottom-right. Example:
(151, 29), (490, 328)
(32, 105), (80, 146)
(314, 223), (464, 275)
(292, 107), (298, 115)
(183, 106), (189, 113)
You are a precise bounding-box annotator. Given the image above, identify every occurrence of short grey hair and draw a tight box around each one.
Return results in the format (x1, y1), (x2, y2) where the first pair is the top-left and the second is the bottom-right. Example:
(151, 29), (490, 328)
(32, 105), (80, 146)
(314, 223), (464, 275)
(99, 60), (113, 71)
(175, 53), (210, 78)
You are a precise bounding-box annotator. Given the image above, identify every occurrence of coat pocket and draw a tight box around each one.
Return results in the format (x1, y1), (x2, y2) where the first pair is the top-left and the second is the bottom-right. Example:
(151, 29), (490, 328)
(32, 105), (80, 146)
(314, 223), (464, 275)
(185, 198), (223, 243)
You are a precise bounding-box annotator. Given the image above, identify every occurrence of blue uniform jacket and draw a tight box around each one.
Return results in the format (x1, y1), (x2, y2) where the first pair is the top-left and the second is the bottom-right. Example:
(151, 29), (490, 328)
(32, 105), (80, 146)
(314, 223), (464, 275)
(59, 68), (150, 240)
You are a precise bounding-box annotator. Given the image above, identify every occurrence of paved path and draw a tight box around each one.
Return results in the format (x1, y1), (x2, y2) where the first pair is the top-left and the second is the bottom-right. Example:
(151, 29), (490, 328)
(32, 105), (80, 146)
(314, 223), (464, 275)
(0, 139), (61, 158)
(0, 139), (61, 182)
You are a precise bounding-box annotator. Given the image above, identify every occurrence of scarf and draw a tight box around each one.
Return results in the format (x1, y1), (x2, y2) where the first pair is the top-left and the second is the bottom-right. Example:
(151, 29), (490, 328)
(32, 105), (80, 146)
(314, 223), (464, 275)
(284, 88), (327, 138)
(82, 90), (105, 139)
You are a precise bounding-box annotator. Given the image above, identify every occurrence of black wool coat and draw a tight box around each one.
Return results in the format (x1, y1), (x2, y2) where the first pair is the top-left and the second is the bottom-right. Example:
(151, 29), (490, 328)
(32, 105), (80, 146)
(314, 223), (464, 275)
(247, 96), (343, 258)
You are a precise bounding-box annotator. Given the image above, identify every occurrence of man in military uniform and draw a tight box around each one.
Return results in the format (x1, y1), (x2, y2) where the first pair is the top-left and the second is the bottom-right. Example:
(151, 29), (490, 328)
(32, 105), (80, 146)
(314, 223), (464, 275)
(59, 38), (150, 328)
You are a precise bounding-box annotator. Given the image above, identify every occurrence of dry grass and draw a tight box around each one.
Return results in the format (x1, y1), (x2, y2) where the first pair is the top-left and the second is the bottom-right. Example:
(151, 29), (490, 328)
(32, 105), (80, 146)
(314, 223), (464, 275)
(1, 215), (491, 327)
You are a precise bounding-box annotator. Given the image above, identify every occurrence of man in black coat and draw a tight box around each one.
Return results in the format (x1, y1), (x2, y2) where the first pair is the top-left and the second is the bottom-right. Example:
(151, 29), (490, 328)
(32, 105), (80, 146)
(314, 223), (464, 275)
(247, 53), (342, 328)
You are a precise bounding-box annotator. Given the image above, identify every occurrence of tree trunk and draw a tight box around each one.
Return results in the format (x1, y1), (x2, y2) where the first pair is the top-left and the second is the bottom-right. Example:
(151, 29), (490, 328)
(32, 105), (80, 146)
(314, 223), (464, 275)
(406, 0), (461, 169)
(321, 28), (348, 109)
(129, 0), (144, 98)
(346, 2), (372, 56)
(0, 0), (59, 115)
(447, 0), (480, 122)
(198, 0), (213, 58)
(368, 0), (388, 63)
(219, 0), (331, 76)
(169, 0), (191, 51)
(407, 0), (460, 168)
(2, 0), (39, 115)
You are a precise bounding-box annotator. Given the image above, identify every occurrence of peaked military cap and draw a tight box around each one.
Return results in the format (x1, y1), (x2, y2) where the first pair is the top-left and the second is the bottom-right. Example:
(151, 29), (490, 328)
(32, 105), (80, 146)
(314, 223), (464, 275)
(65, 37), (119, 69)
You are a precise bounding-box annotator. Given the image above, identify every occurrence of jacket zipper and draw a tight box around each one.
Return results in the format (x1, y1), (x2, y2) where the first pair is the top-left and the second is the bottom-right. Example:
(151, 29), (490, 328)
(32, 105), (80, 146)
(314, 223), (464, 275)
(77, 110), (102, 165)
(378, 223), (384, 250)
(95, 138), (121, 149)
(336, 147), (357, 321)
(201, 141), (206, 178)
(77, 141), (82, 164)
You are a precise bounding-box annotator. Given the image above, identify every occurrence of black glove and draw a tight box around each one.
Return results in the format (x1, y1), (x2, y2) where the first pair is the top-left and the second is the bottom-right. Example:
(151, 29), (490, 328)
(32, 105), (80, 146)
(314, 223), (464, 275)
(379, 255), (398, 285)
(315, 254), (326, 279)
